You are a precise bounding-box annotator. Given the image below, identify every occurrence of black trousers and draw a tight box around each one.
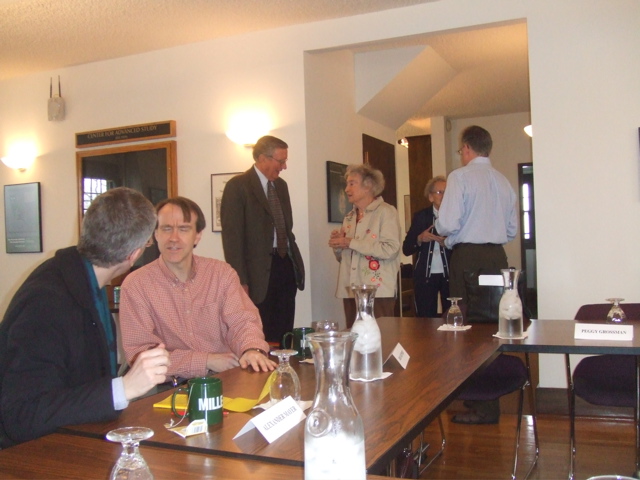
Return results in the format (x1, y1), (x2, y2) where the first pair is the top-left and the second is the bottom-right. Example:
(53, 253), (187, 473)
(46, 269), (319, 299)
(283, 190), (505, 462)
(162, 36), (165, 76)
(257, 253), (297, 344)
(449, 243), (508, 305)
(414, 273), (450, 318)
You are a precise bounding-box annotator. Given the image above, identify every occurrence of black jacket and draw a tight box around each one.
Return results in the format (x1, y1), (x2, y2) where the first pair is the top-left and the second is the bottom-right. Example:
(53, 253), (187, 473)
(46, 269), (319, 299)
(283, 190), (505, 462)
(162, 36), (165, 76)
(402, 207), (452, 283)
(0, 247), (119, 447)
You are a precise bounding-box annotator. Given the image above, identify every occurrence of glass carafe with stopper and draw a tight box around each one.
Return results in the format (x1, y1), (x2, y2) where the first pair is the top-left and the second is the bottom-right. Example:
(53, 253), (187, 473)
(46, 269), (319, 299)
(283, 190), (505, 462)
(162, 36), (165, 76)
(349, 284), (383, 380)
(304, 331), (365, 480)
(498, 268), (524, 338)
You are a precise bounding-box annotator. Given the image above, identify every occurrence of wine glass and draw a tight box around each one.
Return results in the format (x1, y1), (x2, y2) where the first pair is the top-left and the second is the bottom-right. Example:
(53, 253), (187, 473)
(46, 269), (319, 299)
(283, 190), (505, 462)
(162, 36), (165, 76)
(606, 298), (627, 323)
(106, 426), (154, 480)
(269, 349), (301, 403)
(311, 320), (339, 332)
(446, 297), (464, 327)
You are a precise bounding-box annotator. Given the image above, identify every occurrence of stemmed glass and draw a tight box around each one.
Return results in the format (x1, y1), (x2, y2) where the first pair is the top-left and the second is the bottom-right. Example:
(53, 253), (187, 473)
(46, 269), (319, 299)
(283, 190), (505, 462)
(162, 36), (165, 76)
(269, 349), (301, 403)
(606, 298), (627, 323)
(106, 426), (154, 480)
(446, 297), (464, 327)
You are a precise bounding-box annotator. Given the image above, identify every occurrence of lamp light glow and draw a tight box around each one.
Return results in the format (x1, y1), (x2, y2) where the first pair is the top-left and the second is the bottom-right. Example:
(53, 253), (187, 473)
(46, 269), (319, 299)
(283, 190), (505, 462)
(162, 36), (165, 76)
(226, 112), (271, 147)
(524, 125), (533, 137)
(1, 143), (37, 171)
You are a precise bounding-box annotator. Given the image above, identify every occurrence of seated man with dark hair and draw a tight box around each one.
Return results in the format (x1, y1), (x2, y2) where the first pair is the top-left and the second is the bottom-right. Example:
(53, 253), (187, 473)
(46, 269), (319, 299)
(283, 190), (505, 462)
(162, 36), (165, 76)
(0, 187), (171, 448)
(120, 196), (275, 378)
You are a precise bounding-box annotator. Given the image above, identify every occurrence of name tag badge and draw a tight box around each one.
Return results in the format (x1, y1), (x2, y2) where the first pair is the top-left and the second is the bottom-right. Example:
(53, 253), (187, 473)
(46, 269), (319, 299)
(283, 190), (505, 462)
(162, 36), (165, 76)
(574, 323), (634, 341)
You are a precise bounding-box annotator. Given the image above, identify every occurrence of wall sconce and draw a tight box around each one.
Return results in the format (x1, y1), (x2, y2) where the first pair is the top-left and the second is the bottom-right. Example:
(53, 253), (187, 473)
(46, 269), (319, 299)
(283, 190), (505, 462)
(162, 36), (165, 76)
(1, 155), (35, 171)
(225, 111), (271, 147)
(524, 125), (533, 137)
(2, 142), (38, 171)
(397, 138), (409, 149)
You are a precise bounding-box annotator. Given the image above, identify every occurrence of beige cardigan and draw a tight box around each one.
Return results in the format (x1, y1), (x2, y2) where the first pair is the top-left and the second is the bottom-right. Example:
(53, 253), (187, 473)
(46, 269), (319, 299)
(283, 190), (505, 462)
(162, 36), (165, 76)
(333, 197), (402, 298)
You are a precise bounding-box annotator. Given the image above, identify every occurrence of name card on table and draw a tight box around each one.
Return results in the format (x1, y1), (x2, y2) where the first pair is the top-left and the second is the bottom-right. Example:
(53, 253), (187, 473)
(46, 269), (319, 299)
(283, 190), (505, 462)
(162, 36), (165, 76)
(574, 323), (634, 341)
(233, 395), (306, 444)
(384, 343), (410, 369)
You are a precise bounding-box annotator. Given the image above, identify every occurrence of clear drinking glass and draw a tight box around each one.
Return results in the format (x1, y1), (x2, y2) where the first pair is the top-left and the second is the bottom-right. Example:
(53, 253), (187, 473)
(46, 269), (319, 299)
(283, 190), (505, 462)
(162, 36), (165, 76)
(606, 298), (627, 323)
(106, 426), (154, 480)
(446, 297), (464, 327)
(311, 320), (339, 332)
(269, 349), (301, 403)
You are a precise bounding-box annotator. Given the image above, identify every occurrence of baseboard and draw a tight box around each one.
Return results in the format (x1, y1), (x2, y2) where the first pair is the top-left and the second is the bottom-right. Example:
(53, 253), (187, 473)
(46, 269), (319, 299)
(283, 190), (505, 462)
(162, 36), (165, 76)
(536, 387), (634, 418)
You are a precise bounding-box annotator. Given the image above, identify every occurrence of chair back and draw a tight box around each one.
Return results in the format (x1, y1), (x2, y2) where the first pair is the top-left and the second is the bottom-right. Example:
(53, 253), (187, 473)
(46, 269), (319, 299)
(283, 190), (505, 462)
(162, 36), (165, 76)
(574, 303), (640, 321)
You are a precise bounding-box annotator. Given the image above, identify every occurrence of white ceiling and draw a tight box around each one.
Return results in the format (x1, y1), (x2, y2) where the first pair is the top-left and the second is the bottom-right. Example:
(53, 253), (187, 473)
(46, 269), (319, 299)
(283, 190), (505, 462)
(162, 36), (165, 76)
(0, 0), (530, 134)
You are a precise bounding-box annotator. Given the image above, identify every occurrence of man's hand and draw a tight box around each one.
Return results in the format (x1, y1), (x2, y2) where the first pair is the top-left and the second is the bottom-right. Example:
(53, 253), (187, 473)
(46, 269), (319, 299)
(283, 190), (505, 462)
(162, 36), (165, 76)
(206, 352), (240, 373)
(418, 225), (446, 246)
(122, 343), (170, 401)
(239, 350), (276, 372)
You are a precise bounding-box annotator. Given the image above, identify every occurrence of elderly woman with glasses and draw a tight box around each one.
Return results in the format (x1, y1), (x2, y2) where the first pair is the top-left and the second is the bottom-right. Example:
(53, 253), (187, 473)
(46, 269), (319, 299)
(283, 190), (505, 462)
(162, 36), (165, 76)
(328, 163), (402, 328)
(402, 175), (452, 318)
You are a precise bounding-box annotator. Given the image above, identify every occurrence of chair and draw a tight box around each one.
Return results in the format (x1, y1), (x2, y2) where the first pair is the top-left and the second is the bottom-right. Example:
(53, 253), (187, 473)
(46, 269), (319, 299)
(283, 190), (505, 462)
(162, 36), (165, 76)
(566, 303), (640, 480)
(455, 269), (539, 480)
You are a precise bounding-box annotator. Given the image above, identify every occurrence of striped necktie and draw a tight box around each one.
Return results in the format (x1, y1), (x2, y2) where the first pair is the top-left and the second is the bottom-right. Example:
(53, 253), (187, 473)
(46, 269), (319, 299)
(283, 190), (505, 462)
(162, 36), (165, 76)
(267, 182), (287, 257)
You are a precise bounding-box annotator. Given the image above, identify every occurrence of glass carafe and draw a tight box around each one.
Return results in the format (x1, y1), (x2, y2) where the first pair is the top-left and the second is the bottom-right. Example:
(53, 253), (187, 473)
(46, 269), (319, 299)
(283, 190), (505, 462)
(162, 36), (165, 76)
(498, 268), (524, 338)
(349, 284), (383, 380)
(304, 331), (366, 480)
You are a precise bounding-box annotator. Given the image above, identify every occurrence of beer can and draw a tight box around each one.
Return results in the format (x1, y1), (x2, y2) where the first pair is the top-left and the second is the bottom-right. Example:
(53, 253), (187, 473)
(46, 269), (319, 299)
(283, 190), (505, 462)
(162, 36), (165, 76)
(113, 286), (121, 304)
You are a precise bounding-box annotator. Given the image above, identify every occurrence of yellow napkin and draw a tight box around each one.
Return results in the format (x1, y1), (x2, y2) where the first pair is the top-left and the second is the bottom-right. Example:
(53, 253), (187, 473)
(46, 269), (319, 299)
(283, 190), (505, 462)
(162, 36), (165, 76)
(153, 373), (274, 413)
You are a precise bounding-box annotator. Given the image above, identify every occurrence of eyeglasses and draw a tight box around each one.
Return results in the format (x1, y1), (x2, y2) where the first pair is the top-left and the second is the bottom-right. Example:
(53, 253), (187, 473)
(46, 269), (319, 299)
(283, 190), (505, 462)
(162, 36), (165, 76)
(431, 190), (445, 195)
(456, 146), (464, 155)
(266, 155), (287, 166)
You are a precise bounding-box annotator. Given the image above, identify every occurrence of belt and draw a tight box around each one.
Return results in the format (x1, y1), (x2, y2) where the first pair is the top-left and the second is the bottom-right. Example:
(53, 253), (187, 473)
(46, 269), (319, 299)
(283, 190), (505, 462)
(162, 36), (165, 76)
(453, 243), (501, 250)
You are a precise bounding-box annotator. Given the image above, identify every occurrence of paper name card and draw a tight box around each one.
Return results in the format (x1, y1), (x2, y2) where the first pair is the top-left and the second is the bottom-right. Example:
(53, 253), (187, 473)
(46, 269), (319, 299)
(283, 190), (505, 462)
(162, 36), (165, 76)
(478, 275), (503, 286)
(233, 395), (306, 443)
(384, 343), (410, 369)
(574, 323), (634, 341)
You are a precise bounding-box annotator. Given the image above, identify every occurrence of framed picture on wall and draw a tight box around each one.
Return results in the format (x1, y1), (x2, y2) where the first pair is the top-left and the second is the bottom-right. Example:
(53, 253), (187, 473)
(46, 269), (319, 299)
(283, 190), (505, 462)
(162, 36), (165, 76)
(211, 172), (241, 232)
(4, 182), (43, 253)
(326, 161), (352, 223)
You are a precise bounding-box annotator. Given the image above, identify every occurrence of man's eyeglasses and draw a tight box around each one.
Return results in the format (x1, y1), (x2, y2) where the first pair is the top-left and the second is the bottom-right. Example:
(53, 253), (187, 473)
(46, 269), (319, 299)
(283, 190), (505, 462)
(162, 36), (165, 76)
(266, 155), (287, 166)
(431, 190), (445, 195)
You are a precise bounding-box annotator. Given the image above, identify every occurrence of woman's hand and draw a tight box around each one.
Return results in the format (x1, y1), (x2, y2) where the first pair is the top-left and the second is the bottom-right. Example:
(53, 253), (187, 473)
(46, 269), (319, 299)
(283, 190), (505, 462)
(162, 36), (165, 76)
(329, 228), (350, 249)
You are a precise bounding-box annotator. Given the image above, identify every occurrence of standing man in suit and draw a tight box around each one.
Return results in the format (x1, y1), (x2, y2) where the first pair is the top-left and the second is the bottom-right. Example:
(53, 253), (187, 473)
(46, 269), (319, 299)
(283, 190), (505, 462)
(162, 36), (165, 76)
(221, 135), (305, 344)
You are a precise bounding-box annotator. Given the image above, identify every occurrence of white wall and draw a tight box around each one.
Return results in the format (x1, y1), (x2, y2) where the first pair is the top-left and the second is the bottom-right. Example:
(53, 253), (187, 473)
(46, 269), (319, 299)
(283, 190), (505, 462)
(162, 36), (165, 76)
(2, 0), (639, 388)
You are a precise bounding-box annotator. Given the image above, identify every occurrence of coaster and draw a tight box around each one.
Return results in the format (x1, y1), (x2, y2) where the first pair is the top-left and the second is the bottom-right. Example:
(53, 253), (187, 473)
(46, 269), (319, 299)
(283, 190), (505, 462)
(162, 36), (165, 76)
(437, 324), (472, 331)
(492, 331), (529, 340)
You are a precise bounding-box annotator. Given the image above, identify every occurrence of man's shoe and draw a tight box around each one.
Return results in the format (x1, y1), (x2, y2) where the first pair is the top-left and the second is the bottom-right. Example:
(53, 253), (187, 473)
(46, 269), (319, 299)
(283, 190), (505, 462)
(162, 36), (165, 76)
(451, 411), (500, 425)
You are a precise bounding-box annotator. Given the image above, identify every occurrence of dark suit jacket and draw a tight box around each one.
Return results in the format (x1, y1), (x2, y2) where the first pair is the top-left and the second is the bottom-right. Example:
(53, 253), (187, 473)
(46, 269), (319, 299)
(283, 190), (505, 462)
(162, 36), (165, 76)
(0, 247), (118, 447)
(402, 206), (452, 283)
(220, 167), (305, 305)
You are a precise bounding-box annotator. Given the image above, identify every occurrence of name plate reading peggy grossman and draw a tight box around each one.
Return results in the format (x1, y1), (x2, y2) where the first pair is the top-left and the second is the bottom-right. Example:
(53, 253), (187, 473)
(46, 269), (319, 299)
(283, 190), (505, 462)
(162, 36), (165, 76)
(574, 323), (634, 341)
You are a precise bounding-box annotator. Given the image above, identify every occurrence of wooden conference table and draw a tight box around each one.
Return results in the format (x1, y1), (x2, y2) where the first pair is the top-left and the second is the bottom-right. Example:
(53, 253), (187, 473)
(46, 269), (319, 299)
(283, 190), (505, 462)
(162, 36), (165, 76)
(0, 432), (397, 480)
(4, 317), (639, 478)
(58, 318), (502, 475)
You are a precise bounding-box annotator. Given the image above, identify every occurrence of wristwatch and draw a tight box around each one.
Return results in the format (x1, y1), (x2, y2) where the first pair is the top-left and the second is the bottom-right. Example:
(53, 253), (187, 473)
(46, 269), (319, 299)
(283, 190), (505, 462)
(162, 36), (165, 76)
(242, 347), (268, 357)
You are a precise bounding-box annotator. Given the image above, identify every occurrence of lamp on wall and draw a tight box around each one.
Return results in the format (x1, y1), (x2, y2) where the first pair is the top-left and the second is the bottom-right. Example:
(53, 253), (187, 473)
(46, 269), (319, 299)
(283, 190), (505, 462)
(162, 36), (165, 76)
(1, 155), (35, 171)
(2, 142), (38, 171)
(397, 138), (409, 148)
(225, 111), (271, 147)
(524, 125), (533, 137)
